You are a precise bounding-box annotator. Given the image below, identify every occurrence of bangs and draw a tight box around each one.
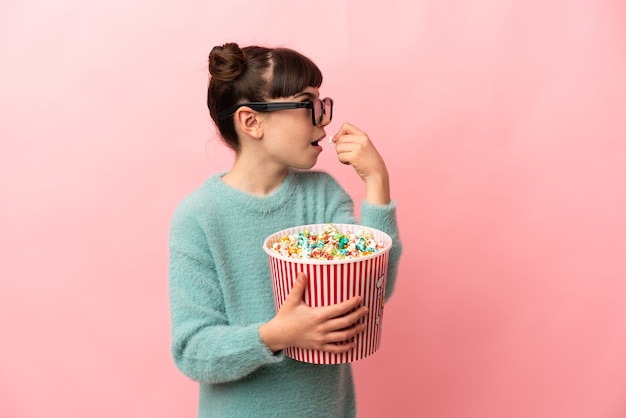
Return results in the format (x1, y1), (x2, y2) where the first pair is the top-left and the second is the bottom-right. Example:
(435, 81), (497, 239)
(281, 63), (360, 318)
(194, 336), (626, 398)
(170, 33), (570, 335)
(267, 48), (323, 98)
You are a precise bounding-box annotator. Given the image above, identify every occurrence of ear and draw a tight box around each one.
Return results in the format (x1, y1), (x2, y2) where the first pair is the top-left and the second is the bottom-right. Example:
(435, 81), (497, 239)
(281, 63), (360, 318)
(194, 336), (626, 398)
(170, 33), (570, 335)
(233, 108), (263, 139)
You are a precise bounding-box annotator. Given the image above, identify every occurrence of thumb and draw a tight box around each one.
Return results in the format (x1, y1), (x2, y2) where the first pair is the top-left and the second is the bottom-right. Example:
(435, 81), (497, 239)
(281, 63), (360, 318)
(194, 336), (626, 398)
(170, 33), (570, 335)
(284, 272), (307, 306)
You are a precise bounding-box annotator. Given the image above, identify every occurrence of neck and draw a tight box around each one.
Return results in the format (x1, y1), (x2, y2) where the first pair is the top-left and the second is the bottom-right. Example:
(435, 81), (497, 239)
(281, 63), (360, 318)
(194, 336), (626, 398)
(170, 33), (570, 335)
(222, 153), (288, 196)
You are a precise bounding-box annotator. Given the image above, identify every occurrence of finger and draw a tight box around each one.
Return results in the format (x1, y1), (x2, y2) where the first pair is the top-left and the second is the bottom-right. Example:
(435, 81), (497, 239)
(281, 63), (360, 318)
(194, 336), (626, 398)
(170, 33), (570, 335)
(333, 134), (366, 145)
(320, 341), (356, 354)
(319, 324), (367, 353)
(322, 307), (369, 335)
(318, 296), (363, 320)
(332, 123), (366, 143)
(326, 322), (367, 343)
(333, 136), (370, 161)
(332, 306), (369, 328)
(332, 122), (366, 139)
(334, 146), (358, 166)
(283, 272), (307, 307)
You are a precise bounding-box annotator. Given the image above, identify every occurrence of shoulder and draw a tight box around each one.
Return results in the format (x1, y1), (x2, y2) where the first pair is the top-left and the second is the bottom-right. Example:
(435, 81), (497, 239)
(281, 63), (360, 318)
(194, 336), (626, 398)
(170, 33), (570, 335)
(170, 174), (223, 227)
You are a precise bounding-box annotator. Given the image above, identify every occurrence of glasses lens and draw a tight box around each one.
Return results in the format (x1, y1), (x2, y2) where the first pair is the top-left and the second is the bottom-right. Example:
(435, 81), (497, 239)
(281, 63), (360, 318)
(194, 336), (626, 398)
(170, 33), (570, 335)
(312, 98), (333, 126)
(313, 99), (323, 125)
(324, 98), (333, 123)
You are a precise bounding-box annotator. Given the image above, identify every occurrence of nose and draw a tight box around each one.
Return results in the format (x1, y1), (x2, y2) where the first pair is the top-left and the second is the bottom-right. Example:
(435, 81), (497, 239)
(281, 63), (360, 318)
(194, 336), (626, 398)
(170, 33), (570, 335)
(317, 113), (331, 128)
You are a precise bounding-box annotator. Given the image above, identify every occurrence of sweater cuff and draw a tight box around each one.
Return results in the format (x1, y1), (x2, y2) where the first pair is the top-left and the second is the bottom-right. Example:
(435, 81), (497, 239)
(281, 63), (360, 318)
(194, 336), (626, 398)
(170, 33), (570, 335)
(257, 325), (286, 360)
(359, 199), (398, 230)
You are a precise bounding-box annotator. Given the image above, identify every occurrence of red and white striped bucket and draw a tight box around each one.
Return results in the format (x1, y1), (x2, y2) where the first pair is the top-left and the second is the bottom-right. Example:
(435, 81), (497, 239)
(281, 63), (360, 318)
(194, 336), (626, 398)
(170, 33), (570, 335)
(263, 224), (392, 364)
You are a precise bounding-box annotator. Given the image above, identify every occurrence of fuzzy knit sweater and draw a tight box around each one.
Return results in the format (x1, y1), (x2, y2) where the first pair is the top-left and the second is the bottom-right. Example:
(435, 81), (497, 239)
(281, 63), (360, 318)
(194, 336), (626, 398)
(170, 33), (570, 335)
(168, 169), (402, 418)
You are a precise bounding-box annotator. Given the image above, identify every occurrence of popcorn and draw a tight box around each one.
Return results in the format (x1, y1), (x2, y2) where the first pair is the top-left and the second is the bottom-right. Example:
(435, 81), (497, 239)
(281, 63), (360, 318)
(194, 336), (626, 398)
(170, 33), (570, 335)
(269, 223), (386, 260)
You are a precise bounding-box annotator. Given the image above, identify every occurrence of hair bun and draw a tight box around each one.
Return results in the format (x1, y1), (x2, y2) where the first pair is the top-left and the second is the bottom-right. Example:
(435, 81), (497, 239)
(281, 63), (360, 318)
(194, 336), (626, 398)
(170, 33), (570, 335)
(209, 42), (246, 82)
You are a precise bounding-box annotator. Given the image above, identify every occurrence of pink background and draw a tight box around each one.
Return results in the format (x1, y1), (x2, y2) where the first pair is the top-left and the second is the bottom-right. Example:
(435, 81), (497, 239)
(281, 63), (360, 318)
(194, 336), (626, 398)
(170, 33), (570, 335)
(1, 1), (625, 417)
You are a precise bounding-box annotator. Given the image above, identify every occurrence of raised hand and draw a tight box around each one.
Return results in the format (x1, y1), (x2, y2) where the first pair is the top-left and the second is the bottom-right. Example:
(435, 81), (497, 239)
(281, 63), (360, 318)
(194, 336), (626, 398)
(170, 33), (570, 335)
(330, 122), (390, 205)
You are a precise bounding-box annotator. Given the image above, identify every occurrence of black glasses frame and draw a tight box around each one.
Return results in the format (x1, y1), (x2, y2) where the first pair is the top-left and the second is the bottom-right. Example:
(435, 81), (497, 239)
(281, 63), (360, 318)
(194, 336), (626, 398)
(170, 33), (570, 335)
(216, 97), (333, 126)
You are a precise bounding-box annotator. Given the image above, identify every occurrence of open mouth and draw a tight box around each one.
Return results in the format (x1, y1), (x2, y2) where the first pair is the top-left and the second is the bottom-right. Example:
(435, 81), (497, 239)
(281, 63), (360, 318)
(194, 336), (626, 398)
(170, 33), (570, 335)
(311, 140), (320, 146)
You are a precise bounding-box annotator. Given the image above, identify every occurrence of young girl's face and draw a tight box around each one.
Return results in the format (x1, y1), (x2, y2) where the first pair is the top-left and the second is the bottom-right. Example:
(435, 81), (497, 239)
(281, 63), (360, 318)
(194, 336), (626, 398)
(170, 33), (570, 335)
(259, 87), (330, 170)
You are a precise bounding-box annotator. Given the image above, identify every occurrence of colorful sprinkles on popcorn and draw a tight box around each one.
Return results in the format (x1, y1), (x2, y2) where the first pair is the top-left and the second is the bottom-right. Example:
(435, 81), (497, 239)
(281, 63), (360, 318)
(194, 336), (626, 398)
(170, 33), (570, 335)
(270, 223), (386, 260)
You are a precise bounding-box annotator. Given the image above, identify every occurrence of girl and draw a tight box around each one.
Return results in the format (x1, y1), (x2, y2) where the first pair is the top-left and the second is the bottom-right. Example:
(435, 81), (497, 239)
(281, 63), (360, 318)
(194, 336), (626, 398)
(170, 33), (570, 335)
(169, 42), (402, 418)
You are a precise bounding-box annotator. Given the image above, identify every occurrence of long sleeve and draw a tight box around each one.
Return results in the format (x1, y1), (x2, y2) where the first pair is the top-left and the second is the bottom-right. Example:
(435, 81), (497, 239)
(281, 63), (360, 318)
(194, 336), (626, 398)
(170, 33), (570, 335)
(314, 174), (403, 300)
(318, 175), (403, 300)
(167, 170), (394, 417)
(169, 211), (283, 384)
(359, 200), (402, 299)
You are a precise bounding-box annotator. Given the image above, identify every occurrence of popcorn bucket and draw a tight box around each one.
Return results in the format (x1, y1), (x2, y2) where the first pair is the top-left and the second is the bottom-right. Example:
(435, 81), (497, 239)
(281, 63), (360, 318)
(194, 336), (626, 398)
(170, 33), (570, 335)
(263, 224), (392, 364)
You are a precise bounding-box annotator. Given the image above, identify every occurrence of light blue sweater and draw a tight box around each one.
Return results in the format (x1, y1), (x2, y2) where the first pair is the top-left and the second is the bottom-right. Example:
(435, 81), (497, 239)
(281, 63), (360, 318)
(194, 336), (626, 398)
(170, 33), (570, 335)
(169, 169), (402, 418)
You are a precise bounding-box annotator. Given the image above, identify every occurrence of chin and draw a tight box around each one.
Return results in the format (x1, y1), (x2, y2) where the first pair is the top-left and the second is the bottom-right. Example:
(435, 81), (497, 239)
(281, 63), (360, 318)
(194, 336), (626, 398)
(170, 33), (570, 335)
(292, 160), (318, 170)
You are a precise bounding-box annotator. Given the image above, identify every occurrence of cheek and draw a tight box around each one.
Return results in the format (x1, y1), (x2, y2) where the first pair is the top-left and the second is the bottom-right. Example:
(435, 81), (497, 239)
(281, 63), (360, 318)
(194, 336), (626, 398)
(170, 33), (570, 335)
(263, 112), (313, 139)
(282, 118), (311, 135)
(301, 108), (313, 124)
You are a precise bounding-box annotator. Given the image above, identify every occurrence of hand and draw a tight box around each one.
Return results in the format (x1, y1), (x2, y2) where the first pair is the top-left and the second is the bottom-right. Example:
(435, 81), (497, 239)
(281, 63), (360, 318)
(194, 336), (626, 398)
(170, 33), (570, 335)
(259, 272), (369, 353)
(331, 122), (390, 205)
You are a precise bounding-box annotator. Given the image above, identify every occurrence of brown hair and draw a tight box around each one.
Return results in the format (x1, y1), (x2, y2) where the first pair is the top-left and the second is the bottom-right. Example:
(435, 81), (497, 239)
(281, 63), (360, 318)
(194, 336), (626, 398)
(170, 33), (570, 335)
(207, 43), (323, 151)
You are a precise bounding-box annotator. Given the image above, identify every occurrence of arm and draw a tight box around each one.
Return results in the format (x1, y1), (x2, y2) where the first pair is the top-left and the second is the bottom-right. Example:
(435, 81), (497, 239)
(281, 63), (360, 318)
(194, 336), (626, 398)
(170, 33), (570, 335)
(359, 200), (402, 300)
(330, 122), (390, 205)
(168, 213), (281, 384)
(330, 125), (403, 298)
